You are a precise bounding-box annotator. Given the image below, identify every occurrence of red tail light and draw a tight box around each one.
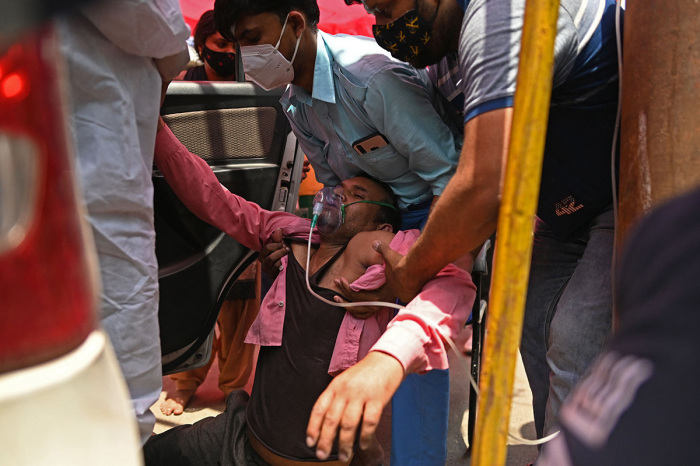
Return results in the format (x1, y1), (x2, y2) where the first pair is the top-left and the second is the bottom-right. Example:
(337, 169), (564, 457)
(0, 25), (97, 374)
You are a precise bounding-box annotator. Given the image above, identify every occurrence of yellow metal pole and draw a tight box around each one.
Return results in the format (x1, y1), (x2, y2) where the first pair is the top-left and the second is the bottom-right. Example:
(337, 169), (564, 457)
(471, 1), (560, 465)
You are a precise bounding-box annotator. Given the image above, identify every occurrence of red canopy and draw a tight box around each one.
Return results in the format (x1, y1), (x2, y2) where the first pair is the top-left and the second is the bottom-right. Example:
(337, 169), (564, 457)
(178, 0), (374, 37)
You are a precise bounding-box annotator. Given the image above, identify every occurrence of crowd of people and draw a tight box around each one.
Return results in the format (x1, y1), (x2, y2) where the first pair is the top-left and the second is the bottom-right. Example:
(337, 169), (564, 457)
(56, 0), (700, 465)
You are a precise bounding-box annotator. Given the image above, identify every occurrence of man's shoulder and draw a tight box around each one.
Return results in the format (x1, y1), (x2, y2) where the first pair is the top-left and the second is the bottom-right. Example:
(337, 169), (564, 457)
(347, 230), (396, 266)
(321, 32), (389, 66)
(459, 0), (521, 29)
(321, 32), (418, 87)
(347, 230), (396, 251)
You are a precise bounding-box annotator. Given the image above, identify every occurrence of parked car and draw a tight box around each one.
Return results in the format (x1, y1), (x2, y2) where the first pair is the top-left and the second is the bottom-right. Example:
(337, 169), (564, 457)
(0, 24), (143, 465)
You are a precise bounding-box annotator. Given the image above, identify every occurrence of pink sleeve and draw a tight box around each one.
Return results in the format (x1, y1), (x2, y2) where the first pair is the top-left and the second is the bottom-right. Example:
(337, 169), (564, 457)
(154, 125), (307, 251)
(370, 264), (476, 374)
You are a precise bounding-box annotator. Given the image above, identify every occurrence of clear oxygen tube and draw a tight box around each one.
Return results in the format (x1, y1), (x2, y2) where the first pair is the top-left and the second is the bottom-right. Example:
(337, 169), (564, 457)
(305, 195), (558, 446)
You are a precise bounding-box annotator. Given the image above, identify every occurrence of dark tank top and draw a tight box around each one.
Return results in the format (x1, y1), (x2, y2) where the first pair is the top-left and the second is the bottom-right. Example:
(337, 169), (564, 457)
(247, 245), (348, 461)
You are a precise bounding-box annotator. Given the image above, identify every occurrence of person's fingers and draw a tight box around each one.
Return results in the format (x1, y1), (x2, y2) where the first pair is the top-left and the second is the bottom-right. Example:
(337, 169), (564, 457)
(333, 296), (373, 319)
(259, 235), (290, 277)
(334, 277), (355, 297)
(270, 227), (284, 243)
(333, 278), (390, 319)
(265, 246), (290, 268)
(314, 393), (348, 460)
(358, 402), (383, 450)
(334, 279), (362, 306)
(347, 306), (380, 320)
(334, 278), (378, 302)
(306, 389), (334, 452)
(261, 242), (285, 255)
(336, 401), (364, 462)
(372, 240), (402, 266)
(371, 241), (422, 302)
(333, 293), (376, 319)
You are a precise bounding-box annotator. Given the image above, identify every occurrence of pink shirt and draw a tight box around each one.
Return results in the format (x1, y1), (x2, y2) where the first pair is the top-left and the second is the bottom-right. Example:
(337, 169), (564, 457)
(155, 125), (476, 375)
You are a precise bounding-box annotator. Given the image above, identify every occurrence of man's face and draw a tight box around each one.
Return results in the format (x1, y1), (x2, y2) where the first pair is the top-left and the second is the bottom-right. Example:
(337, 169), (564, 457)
(362, 0), (453, 68)
(231, 12), (297, 58)
(331, 177), (391, 238)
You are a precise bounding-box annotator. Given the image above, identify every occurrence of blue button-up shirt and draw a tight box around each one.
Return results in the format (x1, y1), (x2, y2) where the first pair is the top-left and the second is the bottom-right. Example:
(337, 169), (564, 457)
(281, 32), (460, 210)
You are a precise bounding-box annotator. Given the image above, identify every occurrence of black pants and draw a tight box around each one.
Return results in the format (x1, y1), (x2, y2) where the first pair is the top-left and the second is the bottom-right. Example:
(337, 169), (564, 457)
(143, 390), (270, 466)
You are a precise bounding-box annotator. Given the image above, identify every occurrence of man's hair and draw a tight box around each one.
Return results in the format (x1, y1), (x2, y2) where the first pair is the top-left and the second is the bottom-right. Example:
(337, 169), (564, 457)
(193, 10), (219, 60)
(357, 175), (402, 233)
(344, 0), (362, 5)
(214, 0), (320, 43)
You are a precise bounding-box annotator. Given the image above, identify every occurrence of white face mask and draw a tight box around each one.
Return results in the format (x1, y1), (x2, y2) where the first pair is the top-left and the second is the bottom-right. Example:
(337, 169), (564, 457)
(239, 15), (302, 91)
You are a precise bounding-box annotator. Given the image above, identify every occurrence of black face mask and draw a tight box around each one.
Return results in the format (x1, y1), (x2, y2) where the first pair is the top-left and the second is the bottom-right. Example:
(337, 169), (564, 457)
(372, 3), (438, 63)
(202, 45), (236, 78)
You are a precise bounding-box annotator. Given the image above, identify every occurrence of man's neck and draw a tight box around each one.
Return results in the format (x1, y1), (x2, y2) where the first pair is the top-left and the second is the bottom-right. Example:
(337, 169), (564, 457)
(289, 231), (350, 276)
(291, 31), (318, 94)
(307, 241), (345, 275)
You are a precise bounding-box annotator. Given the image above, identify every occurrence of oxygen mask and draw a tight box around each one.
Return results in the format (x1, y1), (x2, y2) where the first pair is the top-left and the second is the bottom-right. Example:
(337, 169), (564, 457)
(311, 186), (344, 235)
(310, 185), (399, 235)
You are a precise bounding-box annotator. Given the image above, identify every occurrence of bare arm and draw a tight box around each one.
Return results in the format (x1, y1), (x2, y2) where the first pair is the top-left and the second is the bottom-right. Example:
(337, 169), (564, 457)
(348, 230), (396, 270)
(376, 107), (512, 302)
(306, 352), (404, 462)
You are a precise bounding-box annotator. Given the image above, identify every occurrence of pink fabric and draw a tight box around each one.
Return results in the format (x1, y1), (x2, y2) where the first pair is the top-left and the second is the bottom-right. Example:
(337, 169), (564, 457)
(155, 125), (476, 375)
(371, 264), (476, 374)
(155, 125), (316, 251)
(348, 229), (421, 292)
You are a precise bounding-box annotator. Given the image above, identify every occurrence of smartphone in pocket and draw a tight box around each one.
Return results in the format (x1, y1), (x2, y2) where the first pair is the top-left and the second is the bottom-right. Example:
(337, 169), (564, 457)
(352, 133), (389, 155)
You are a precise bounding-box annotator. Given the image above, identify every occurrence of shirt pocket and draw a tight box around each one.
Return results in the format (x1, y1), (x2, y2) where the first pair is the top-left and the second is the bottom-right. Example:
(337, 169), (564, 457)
(353, 144), (408, 182)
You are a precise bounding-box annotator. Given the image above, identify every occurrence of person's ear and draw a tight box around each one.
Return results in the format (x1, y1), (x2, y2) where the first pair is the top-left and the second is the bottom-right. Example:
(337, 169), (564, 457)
(376, 223), (394, 233)
(287, 10), (306, 38)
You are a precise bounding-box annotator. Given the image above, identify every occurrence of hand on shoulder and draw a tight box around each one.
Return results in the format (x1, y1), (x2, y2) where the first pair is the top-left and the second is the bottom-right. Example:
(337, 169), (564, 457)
(347, 230), (396, 267)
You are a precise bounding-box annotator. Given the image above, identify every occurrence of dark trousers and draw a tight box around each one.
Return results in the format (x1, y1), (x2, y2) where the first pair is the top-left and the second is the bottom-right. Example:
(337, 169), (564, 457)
(143, 390), (269, 466)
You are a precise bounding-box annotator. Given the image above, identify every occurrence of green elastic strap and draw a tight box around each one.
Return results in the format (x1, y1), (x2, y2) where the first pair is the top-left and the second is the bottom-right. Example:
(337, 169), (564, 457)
(341, 200), (398, 223)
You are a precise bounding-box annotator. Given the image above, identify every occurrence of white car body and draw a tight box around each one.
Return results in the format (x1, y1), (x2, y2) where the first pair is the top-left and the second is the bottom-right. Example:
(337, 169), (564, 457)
(0, 331), (143, 465)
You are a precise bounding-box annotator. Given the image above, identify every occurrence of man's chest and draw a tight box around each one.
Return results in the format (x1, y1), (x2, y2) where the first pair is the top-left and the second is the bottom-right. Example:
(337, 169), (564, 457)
(291, 247), (365, 294)
(314, 256), (365, 292)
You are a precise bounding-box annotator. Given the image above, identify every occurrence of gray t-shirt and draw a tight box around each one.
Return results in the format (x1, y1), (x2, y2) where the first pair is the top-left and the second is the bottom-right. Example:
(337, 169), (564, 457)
(456, 0), (621, 237)
(458, 0), (607, 120)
